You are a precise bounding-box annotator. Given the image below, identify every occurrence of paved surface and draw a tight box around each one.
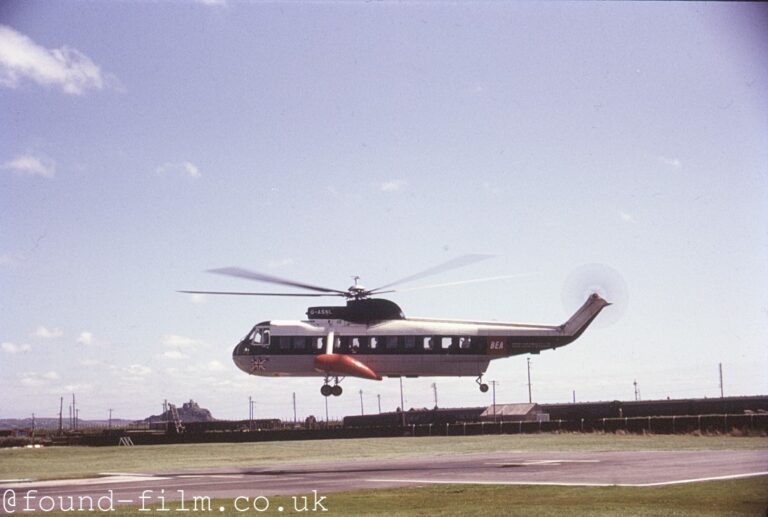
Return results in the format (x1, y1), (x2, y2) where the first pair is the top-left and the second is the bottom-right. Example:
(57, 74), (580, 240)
(1, 450), (766, 513)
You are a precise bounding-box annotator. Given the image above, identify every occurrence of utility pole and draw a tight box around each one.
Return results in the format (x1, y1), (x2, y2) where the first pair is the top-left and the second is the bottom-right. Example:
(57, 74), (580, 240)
(431, 382), (438, 408)
(527, 358), (532, 403)
(324, 395), (329, 423)
(377, 394), (381, 414)
(633, 380), (640, 401)
(572, 390), (576, 404)
(399, 377), (406, 427)
(108, 408), (113, 429)
(292, 392), (297, 424)
(72, 393), (76, 430)
(68, 404), (72, 430)
(76, 409), (80, 430)
(719, 363), (724, 398)
(359, 389), (364, 415)
(490, 380), (498, 419)
(31, 413), (35, 445)
(248, 396), (253, 430)
(58, 397), (63, 434)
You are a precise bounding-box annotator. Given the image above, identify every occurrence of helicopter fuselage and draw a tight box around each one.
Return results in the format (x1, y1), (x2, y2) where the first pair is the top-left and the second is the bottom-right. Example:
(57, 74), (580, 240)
(232, 294), (608, 381)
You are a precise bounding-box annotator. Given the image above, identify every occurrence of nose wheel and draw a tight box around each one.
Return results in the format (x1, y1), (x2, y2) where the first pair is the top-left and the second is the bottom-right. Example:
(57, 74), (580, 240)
(321, 376), (343, 397)
(476, 375), (489, 393)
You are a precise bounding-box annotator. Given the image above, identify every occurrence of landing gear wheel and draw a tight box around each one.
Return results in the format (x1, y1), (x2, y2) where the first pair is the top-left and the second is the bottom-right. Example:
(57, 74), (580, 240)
(320, 384), (332, 397)
(331, 385), (342, 397)
(479, 383), (489, 393)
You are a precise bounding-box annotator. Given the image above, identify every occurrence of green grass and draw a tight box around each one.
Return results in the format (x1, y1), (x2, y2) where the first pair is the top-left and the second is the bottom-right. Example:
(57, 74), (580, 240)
(2, 433), (766, 481)
(18, 477), (768, 516)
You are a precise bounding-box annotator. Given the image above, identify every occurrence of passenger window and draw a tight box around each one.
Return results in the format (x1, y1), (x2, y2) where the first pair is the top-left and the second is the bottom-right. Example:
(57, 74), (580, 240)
(422, 337), (433, 351)
(279, 336), (290, 350)
(459, 337), (471, 349)
(386, 336), (398, 350)
(293, 336), (307, 350)
(441, 337), (453, 350)
(350, 337), (363, 353)
(369, 337), (379, 350)
(404, 336), (415, 349)
(314, 337), (325, 351)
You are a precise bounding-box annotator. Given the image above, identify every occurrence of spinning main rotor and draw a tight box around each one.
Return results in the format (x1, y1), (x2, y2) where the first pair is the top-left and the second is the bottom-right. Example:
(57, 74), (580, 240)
(180, 254), (515, 300)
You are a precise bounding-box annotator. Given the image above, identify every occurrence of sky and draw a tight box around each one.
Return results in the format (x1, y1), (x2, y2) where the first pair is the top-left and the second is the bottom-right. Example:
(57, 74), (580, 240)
(1, 1), (766, 423)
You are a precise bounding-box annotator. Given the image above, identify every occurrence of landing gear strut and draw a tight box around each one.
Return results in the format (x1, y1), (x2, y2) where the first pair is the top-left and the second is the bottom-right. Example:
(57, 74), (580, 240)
(321, 376), (343, 397)
(476, 375), (489, 393)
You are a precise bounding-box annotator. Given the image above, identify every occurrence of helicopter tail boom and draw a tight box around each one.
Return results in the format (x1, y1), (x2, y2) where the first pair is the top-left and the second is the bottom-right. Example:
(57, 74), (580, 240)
(559, 293), (610, 339)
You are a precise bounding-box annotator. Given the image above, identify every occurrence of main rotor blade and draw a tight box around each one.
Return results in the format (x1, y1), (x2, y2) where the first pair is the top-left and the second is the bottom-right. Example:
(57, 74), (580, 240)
(387, 273), (532, 294)
(178, 290), (337, 297)
(206, 267), (348, 295)
(368, 254), (495, 293)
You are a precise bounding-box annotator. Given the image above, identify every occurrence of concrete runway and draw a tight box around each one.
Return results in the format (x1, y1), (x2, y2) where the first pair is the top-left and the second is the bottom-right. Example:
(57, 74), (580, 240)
(2, 450), (767, 513)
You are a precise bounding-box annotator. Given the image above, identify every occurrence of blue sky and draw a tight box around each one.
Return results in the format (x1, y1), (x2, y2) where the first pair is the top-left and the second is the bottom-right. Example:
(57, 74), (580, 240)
(1, 1), (766, 422)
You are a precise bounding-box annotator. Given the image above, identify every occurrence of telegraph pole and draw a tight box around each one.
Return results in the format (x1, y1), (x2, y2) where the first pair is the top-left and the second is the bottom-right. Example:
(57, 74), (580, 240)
(633, 380), (640, 401)
(292, 392), (297, 423)
(108, 408), (113, 429)
(431, 383), (438, 408)
(572, 390), (576, 404)
(72, 393), (76, 430)
(58, 397), (63, 434)
(719, 363), (724, 398)
(31, 413), (35, 445)
(399, 377), (406, 426)
(248, 396), (253, 430)
(324, 395), (329, 423)
(377, 394), (381, 414)
(359, 390), (364, 415)
(527, 358), (532, 403)
(490, 380), (498, 419)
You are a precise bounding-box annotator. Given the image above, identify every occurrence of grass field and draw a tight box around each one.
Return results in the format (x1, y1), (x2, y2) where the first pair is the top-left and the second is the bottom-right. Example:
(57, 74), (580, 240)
(2, 433), (766, 481)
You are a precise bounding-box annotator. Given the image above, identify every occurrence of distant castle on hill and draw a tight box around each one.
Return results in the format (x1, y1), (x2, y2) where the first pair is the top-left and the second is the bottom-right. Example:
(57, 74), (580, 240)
(145, 399), (215, 423)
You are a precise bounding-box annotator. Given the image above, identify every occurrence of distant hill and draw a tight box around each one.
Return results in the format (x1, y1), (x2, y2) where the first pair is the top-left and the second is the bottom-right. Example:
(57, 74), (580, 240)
(0, 418), (136, 431)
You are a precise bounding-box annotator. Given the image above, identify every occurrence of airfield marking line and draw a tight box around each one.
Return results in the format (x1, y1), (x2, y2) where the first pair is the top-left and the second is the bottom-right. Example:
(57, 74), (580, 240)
(367, 471), (768, 488)
(628, 471), (768, 487)
(485, 460), (601, 466)
(0, 475), (169, 489)
(367, 478), (615, 487)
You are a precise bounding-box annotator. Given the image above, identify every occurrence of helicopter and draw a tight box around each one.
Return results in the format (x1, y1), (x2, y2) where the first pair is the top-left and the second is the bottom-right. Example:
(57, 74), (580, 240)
(181, 255), (610, 397)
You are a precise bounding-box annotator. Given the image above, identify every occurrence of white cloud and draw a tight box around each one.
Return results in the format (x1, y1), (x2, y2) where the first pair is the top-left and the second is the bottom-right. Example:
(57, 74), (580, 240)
(20, 371), (59, 387)
(196, 0), (227, 5)
(1, 342), (31, 354)
(162, 350), (189, 360)
(2, 154), (55, 178)
(33, 326), (63, 339)
(76, 331), (94, 345)
(207, 360), (226, 372)
(0, 24), (109, 95)
(379, 179), (407, 192)
(163, 334), (204, 349)
(156, 161), (201, 178)
(189, 293), (207, 304)
(619, 211), (636, 224)
(659, 156), (682, 168)
(267, 258), (294, 269)
(125, 364), (152, 377)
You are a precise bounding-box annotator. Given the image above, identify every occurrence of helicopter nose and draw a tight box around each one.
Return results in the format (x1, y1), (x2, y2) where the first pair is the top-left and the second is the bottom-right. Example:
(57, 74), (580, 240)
(232, 340), (251, 372)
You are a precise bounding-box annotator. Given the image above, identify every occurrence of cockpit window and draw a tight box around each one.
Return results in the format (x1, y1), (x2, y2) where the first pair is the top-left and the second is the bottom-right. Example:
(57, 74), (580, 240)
(247, 327), (269, 347)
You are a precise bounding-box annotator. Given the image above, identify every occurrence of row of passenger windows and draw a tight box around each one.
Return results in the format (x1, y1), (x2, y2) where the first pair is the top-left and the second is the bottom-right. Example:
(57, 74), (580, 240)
(237, 334), (487, 355)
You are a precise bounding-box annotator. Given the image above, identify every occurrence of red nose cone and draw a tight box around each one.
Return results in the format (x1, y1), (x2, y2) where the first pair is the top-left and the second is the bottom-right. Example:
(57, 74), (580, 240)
(314, 354), (381, 380)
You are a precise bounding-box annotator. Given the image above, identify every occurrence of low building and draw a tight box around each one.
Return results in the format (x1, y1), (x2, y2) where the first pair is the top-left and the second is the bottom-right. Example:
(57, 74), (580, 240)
(480, 403), (549, 422)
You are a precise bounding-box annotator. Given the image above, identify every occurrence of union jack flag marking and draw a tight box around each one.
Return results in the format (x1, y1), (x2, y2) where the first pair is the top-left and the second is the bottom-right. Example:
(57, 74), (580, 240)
(250, 357), (269, 373)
